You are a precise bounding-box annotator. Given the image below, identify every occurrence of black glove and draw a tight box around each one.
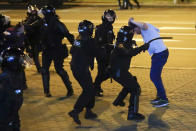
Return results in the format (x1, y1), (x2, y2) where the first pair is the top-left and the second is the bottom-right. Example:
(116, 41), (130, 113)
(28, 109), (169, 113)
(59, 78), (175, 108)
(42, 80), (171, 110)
(131, 40), (137, 47)
(140, 43), (149, 52)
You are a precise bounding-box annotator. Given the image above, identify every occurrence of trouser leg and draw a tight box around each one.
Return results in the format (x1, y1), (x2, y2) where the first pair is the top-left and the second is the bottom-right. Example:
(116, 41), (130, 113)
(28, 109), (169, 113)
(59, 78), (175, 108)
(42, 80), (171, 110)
(41, 52), (52, 94)
(32, 45), (41, 72)
(54, 58), (73, 96)
(94, 59), (110, 95)
(150, 50), (169, 100)
(11, 113), (20, 131)
(21, 69), (28, 90)
(133, 0), (140, 8)
(113, 71), (144, 121)
(118, 0), (122, 8)
(128, 0), (133, 9)
(69, 67), (95, 124)
(127, 79), (145, 121)
(113, 87), (129, 106)
(71, 67), (95, 112)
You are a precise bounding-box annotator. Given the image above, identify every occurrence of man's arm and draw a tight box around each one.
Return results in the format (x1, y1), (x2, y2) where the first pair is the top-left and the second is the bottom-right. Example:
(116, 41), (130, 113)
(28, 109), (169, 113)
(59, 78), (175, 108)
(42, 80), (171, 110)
(128, 17), (148, 30)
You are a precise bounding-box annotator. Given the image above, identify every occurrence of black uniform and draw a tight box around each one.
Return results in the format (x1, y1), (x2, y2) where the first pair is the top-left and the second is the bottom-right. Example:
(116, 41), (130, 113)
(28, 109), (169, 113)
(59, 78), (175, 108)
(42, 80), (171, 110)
(0, 14), (11, 52)
(24, 7), (43, 73)
(0, 48), (24, 131)
(41, 6), (74, 97)
(68, 20), (99, 125)
(94, 9), (116, 96)
(2, 24), (28, 90)
(110, 26), (148, 121)
(0, 71), (23, 131)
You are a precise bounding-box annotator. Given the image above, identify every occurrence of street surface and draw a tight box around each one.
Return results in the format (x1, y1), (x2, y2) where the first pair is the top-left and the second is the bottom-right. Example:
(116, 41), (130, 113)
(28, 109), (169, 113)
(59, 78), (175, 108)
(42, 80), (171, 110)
(1, 6), (196, 131)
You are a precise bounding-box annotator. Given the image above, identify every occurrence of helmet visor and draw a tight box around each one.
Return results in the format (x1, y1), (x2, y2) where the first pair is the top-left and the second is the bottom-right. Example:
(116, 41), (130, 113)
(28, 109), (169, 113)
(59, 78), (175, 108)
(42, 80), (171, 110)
(105, 13), (115, 22)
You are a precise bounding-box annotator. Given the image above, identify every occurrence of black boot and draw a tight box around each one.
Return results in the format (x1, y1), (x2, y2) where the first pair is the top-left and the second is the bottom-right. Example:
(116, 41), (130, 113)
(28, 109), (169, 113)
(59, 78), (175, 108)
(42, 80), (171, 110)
(42, 71), (51, 97)
(113, 87), (129, 107)
(45, 93), (52, 97)
(85, 109), (97, 119)
(113, 100), (125, 107)
(127, 95), (145, 121)
(127, 112), (145, 121)
(68, 110), (81, 125)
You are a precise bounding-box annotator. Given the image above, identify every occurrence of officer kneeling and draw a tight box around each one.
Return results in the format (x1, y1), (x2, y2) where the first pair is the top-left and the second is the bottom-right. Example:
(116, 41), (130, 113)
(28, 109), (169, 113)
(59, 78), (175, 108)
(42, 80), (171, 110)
(109, 26), (149, 121)
(0, 47), (24, 131)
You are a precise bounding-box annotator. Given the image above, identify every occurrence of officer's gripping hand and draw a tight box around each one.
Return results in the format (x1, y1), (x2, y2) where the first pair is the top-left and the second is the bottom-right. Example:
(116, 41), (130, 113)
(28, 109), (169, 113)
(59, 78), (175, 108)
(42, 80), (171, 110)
(140, 43), (149, 52)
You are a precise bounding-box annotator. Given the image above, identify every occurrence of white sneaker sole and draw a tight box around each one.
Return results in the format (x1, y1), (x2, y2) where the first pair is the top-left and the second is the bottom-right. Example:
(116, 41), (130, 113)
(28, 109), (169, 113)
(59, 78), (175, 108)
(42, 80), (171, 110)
(151, 101), (160, 104)
(153, 103), (169, 108)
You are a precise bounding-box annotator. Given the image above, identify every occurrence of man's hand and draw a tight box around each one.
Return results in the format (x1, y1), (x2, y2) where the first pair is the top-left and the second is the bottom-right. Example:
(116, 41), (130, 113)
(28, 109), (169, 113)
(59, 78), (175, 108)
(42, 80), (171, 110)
(128, 17), (134, 26)
(129, 17), (134, 23)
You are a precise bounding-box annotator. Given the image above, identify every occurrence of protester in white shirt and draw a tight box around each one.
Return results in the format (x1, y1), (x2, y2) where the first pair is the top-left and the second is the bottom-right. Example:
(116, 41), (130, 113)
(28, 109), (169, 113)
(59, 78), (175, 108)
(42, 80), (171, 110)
(128, 18), (169, 107)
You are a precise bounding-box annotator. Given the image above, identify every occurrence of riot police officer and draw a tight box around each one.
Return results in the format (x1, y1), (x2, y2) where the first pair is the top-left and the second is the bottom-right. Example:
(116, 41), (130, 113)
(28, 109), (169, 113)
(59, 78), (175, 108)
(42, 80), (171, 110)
(24, 5), (43, 73)
(40, 5), (74, 97)
(0, 47), (24, 131)
(0, 14), (11, 52)
(3, 22), (28, 90)
(68, 20), (99, 125)
(110, 26), (149, 121)
(94, 9), (116, 97)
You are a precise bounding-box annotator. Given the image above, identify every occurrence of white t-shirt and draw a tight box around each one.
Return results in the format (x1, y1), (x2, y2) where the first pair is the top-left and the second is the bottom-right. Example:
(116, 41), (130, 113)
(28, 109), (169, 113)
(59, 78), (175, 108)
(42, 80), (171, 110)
(141, 23), (167, 56)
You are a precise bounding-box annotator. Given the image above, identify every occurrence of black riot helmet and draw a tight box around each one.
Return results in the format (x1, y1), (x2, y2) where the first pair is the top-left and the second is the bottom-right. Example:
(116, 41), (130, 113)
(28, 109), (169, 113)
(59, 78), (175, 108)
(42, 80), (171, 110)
(78, 20), (94, 38)
(102, 9), (116, 24)
(40, 5), (56, 17)
(27, 5), (38, 16)
(0, 47), (24, 72)
(116, 26), (136, 48)
(0, 14), (10, 29)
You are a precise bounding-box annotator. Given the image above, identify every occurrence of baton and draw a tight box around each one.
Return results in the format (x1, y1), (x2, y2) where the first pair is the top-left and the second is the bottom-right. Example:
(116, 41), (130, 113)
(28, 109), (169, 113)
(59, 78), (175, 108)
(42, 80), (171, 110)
(143, 37), (173, 52)
(146, 37), (173, 44)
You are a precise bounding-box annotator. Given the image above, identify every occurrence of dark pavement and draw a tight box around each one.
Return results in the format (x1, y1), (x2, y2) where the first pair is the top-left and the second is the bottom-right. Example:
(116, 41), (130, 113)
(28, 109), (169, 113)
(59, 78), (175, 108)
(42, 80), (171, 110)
(21, 65), (196, 131)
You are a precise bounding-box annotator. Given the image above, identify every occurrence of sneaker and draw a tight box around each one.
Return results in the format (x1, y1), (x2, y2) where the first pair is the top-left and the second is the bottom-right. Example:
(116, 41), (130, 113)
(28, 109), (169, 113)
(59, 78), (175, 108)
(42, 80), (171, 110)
(151, 97), (161, 104)
(153, 99), (169, 108)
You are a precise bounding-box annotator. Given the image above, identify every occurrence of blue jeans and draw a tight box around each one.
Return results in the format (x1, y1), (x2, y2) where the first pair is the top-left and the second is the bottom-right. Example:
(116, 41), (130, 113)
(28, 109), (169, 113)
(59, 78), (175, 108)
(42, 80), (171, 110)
(150, 49), (169, 100)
